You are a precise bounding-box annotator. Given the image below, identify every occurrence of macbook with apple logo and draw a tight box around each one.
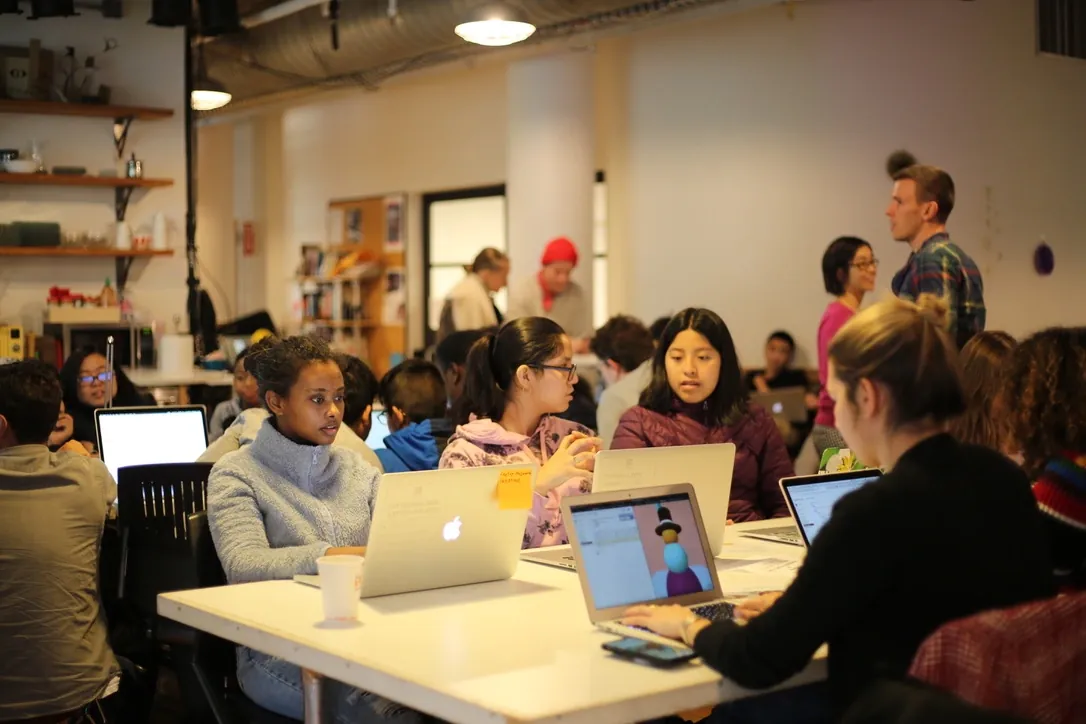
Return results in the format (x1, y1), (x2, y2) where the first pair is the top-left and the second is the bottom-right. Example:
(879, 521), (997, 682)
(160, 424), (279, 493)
(295, 464), (535, 598)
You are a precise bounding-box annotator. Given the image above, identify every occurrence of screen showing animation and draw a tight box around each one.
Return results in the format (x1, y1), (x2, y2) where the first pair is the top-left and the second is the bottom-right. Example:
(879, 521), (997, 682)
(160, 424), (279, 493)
(571, 493), (712, 609)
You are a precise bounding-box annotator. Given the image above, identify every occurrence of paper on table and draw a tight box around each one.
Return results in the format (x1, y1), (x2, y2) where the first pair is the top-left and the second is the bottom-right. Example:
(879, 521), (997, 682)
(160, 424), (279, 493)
(495, 468), (533, 510)
(730, 558), (800, 575)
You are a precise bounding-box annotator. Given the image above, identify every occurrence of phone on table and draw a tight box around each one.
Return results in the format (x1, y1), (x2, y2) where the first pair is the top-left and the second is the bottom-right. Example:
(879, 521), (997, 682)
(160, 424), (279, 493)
(602, 637), (697, 668)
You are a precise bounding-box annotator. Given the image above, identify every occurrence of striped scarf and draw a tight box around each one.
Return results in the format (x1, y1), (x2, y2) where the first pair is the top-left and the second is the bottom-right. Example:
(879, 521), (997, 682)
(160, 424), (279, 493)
(1033, 451), (1086, 532)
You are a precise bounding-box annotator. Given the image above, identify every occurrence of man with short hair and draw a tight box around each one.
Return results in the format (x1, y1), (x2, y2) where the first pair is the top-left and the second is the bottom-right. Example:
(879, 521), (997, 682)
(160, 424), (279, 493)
(375, 359), (454, 473)
(434, 328), (489, 409)
(0, 360), (120, 721)
(886, 157), (986, 348)
(591, 315), (657, 448)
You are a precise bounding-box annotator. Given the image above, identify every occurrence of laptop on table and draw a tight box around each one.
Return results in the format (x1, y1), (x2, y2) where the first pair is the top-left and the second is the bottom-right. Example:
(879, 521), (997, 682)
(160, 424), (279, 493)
(95, 405), (209, 483)
(296, 464), (534, 598)
(750, 386), (809, 425)
(562, 484), (738, 646)
(521, 443), (736, 570)
(773, 469), (883, 547)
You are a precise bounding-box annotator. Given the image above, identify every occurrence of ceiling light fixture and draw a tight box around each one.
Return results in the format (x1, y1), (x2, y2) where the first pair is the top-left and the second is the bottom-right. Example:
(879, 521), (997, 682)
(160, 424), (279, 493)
(454, 2), (536, 47)
(190, 45), (231, 111)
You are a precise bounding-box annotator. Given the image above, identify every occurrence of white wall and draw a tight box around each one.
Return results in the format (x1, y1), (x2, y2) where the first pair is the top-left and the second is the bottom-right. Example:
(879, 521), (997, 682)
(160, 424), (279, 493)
(624, 0), (1086, 367)
(0, 14), (204, 334)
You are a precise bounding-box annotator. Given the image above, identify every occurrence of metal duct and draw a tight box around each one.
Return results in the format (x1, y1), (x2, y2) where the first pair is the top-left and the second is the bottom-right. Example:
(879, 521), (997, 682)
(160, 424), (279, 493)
(202, 0), (737, 107)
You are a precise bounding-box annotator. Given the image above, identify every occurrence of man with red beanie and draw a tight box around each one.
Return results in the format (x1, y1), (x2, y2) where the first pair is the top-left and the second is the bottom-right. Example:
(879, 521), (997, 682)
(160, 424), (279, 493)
(507, 237), (591, 349)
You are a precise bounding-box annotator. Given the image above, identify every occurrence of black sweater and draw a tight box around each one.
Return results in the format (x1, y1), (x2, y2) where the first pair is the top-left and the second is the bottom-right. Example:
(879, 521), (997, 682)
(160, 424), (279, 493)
(693, 434), (1055, 712)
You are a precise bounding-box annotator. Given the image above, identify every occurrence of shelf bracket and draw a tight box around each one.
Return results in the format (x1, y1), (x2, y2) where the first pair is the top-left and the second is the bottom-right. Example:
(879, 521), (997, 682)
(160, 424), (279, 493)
(113, 115), (134, 158)
(115, 185), (134, 221)
(115, 256), (135, 297)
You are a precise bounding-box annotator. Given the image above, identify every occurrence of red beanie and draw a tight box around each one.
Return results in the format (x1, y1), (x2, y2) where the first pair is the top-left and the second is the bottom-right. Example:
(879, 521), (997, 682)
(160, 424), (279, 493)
(540, 237), (579, 268)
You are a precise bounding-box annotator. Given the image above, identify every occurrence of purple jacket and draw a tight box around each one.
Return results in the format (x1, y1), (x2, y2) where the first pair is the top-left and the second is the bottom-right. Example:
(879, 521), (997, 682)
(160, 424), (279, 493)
(439, 416), (593, 549)
(611, 402), (793, 522)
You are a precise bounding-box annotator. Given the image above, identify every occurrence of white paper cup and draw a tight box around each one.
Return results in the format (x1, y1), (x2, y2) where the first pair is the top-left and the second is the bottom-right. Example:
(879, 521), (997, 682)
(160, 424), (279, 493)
(316, 555), (363, 621)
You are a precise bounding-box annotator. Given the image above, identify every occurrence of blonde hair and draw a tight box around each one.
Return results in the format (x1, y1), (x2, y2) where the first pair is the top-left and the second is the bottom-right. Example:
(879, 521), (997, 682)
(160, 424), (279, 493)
(828, 294), (965, 429)
(948, 331), (1017, 451)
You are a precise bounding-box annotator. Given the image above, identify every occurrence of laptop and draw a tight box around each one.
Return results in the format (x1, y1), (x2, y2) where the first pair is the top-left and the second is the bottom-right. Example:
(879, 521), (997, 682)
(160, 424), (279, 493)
(95, 405), (208, 482)
(521, 444), (736, 570)
(295, 464), (534, 598)
(562, 484), (738, 646)
(750, 386), (809, 424)
(365, 406), (390, 451)
(778, 469), (883, 547)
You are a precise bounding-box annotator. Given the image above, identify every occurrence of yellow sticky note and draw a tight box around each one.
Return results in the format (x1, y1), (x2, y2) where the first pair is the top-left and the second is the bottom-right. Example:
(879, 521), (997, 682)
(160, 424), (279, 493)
(496, 468), (533, 510)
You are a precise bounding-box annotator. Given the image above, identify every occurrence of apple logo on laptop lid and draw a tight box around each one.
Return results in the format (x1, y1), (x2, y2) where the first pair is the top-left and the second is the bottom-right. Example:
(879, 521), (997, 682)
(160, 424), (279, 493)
(443, 516), (462, 542)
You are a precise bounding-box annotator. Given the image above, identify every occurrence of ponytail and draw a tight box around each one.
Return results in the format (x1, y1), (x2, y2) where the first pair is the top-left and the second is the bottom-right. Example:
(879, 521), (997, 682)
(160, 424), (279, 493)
(453, 333), (506, 425)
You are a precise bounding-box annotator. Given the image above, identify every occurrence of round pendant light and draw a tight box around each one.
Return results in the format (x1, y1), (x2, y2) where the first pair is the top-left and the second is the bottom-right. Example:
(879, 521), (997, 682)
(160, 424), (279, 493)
(455, 3), (536, 47)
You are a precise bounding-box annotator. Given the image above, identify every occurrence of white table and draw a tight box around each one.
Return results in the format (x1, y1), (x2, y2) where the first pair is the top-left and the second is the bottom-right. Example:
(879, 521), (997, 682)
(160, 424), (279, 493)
(125, 367), (234, 388)
(158, 520), (823, 724)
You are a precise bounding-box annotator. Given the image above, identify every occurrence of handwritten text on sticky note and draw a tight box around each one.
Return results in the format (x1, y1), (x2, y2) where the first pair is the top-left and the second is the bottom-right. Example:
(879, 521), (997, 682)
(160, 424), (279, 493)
(496, 468), (533, 510)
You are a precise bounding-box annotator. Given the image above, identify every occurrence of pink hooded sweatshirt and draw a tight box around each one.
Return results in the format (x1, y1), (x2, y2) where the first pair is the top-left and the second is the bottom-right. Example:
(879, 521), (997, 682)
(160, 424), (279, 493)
(439, 416), (593, 549)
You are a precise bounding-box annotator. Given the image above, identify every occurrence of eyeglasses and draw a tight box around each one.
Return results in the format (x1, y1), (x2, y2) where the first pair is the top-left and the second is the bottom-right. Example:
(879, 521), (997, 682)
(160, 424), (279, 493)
(532, 363), (578, 382)
(850, 258), (879, 270)
(77, 372), (113, 385)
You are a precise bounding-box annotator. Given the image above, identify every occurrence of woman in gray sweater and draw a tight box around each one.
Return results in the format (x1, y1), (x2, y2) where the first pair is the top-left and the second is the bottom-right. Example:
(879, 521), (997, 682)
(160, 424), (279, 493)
(207, 336), (425, 723)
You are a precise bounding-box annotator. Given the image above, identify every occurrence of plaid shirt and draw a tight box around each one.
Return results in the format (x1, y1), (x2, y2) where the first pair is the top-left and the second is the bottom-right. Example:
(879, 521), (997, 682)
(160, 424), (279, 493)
(891, 233), (986, 348)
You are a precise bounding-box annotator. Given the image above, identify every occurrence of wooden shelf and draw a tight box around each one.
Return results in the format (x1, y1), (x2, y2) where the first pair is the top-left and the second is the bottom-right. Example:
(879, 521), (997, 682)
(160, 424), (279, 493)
(0, 172), (173, 188)
(0, 247), (173, 258)
(0, 99), (174, 120)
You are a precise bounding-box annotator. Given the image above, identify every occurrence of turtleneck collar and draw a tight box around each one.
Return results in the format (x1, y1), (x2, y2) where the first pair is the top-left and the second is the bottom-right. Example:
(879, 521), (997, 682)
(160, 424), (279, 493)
(671, 397), (710, 425)
(249, 417), (335, 495)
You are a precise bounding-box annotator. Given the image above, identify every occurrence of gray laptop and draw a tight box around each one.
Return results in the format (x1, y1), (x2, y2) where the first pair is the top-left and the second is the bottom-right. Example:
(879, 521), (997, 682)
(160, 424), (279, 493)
(295, 464), (534, 597)
(521, 443), (736, 570)
(778, 469), (882, 547)
(562, 484), (737, 646)
(750, 386), (809, 424)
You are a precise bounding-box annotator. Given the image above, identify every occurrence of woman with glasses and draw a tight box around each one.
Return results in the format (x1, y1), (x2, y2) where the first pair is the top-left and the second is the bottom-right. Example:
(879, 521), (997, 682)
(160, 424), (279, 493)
(812, 237), (879, 461)
(59, 348), (152, 452)
(439, 317), (602, 548)
(611, 308), (793, 522)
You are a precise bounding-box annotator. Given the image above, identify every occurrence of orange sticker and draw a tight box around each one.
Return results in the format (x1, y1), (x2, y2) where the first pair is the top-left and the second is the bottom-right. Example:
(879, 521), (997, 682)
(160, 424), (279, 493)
(496, 468), (533, 510)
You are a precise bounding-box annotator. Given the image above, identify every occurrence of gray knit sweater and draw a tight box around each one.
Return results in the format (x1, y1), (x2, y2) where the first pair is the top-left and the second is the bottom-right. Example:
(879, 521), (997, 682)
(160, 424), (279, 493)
(207, 417), (379, 585)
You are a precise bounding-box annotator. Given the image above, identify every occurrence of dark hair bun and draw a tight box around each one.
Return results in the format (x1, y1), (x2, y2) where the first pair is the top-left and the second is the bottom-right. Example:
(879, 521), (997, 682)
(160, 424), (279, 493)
(886, 149), (919, 178)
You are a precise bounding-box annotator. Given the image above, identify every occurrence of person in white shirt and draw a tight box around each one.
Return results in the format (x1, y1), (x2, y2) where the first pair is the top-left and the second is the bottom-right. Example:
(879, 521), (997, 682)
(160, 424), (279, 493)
(436, 248), (509, 343)
(590, 315), (661, 448)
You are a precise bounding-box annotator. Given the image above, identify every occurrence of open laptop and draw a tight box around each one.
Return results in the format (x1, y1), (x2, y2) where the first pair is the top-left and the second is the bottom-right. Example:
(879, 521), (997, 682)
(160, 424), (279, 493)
(562, 484), (737, 646)
(95, 405), (208, 482)
(365, 406), (390, 451)
(521, 444), (736, 570)
(777, 469), (883, 547)
(295, 464), (534, 598)
(750, 386), (809, 424)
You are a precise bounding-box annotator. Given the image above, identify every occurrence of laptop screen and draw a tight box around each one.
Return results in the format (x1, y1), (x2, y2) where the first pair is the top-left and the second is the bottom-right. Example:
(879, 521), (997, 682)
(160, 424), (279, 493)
(96, 407), (208, 482)
(784, 474), (881, 545)
(569, 492), (714, 610)
(366, 410), (390, 451)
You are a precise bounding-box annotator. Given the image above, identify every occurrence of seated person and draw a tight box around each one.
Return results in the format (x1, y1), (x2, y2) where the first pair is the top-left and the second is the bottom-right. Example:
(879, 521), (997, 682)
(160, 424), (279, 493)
(434, 328), (489, 410)
(557, 377), (599, 432)
(0, 361), (120, 721)
(439, 318), (601, 548)
(375, 359), (453, 473)
(591, 315), (656, 448)
(60, 348), (154, 451)
(198, 339), (382, 471)
(1002, 326), (1086, 590)
(208, 348), (262, 442)
(337, 352), (378, 443)
(207, 337), (422, 722)
(612, 308), (793, 522)
(743, 330), (811, 393)
(948, 331), (1016, 454)
(622, 296), (1055, 722)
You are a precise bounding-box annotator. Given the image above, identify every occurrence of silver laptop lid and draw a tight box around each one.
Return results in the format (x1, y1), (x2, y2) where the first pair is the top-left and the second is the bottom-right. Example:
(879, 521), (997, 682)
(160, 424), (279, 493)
(779, 469), (883, 547)
(562, 484), (723, 623)
(750, 386), (809, 424)
(592, 444), (736, 556)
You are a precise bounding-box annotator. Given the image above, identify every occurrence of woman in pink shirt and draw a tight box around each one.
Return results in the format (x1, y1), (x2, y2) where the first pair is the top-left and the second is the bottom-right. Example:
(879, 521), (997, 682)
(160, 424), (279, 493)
(439, 317), (601, 548)
(812, 237), (878, 459)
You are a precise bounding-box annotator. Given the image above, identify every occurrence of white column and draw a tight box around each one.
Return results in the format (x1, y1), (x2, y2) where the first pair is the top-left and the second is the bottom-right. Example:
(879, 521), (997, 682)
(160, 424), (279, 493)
(506, 51), (596, 325)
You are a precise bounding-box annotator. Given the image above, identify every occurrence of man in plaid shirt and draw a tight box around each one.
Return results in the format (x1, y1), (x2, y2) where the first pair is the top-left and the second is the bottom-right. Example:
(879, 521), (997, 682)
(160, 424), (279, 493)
(886, 163), (986, 348)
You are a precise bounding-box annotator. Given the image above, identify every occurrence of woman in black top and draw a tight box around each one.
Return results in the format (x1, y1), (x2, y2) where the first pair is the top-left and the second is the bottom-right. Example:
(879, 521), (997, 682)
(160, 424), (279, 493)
(624, 295), (1055, 720)
(59, 348), (154, 451)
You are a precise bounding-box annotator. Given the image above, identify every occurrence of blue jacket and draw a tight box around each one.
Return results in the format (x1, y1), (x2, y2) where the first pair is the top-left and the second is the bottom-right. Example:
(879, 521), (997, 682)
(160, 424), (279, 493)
(376, 418), (453, 474)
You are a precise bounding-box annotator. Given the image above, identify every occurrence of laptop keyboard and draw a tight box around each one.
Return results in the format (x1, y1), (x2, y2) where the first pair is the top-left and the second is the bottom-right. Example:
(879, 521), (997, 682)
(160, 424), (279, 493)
(691, 602), (735, 622)
(743, 525), (801, 543)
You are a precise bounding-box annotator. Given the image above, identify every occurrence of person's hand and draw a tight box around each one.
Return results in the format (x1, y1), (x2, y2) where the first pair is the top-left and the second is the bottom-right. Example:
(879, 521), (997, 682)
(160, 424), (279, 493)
(752, 375), (771, 394)
(48, 411), (74, 448)
(734, 591), (783, 622)
(537, 432), (601, 494)
(325, 546), (367, 557)
(726, 519), (734, 525)
(620, 604), (697, 640)
(805, 393), (819, 410)
(58, 440), (91, 457)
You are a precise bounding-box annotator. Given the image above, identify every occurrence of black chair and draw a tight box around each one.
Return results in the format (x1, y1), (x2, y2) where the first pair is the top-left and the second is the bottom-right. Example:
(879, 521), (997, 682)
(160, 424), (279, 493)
(186, 512), (295, 724)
